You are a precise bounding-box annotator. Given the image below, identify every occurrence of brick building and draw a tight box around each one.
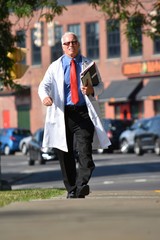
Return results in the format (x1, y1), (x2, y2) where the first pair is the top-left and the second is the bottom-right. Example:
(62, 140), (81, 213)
(1, 0), (160, 133)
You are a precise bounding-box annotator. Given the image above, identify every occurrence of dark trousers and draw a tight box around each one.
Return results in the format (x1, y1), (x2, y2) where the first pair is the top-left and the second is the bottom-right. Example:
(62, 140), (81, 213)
(56, 105), (95, 193)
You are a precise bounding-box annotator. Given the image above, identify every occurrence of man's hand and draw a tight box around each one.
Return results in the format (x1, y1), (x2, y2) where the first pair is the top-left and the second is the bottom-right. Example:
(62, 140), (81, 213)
(43, 97), (53, 106)
(81, 81), (94, 96)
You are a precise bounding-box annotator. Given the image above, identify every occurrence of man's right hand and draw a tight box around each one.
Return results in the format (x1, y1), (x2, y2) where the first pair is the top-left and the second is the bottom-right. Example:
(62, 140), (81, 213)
(43, 97), (53, 106)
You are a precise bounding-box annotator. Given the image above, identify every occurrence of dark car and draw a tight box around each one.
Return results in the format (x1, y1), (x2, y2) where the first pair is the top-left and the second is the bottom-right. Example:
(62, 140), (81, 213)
(97, 118), (133, 153)
(119, 118), (151, 153)
(28, 128), (58, 165)
(134, 115), (160, 156)
(0, 128), (31, 155)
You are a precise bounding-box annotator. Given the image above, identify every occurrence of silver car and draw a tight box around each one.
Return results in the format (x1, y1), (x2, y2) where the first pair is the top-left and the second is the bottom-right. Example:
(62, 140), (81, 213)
(19, 135), (32, 155)
(119, 118), (150, 153)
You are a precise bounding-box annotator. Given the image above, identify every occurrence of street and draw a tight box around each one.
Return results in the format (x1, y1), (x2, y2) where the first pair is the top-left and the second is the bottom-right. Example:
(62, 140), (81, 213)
(1, 152), (160, 240)
(1, 151), (160, 191)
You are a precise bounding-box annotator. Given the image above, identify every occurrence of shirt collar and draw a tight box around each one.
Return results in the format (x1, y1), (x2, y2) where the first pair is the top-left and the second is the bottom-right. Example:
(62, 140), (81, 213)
(63, 54), (81, 64)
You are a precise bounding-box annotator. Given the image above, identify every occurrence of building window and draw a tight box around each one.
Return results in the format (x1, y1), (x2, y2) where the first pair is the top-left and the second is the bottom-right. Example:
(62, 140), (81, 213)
(51, 25), (63, 62)
(107, 19), (121, 58)
(154, 36), (160, 54)
(130, 102), (139, 120)
(128, 17), (142, 57)
(72, 0), (87, 3)
(68, 24), (81, 43)
(16, 30), (26, 64)
(86, 22), (99, 59)
(129, 43), (142, 56)
(115, 105), (121, 119)
(31, 28), (42, 65)
(154, 100), (160, 115)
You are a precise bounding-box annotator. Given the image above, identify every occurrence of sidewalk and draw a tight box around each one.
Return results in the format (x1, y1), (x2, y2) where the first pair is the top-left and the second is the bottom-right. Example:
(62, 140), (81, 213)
(0, 190), (160, 240)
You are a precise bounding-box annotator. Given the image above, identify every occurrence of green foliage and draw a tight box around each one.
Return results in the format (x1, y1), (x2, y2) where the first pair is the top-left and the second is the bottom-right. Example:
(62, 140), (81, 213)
(1, 0), (160, 89)
(0, 0), (66, 89)
(89, 0), (160, 49)
(126, 13), (146, 49)
(0, 188), (65, 207)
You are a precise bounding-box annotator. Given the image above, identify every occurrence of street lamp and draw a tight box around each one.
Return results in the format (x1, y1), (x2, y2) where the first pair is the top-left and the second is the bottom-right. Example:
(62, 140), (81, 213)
(34, 22), (43, 47)
(47, 22), (55, 47)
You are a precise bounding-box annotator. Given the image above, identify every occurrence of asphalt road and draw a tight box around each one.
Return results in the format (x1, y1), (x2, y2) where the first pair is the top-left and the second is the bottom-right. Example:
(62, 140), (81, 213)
(1, 151), (160, 191)
(1, 152), (160, 240)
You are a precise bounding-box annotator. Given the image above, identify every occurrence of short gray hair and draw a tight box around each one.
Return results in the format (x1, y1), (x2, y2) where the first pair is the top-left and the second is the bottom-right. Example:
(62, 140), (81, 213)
(61, 32), (78, 44)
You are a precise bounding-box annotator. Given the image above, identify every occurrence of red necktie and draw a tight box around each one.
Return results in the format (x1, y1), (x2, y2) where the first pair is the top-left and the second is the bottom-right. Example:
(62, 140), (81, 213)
(70, 59), (79, 104)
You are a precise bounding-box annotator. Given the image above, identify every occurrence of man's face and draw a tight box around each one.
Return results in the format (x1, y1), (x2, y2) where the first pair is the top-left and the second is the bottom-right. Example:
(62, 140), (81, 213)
(62, 34), (80, 58)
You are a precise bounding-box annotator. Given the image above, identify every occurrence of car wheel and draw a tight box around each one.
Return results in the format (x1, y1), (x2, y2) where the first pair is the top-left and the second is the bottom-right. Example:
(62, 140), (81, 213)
(4, 145), (10, 155)
(21, 143), (28, 155)
(154, 139), (160, 155)
(134, 139), (143, 156)
(120, 139), (129, 153)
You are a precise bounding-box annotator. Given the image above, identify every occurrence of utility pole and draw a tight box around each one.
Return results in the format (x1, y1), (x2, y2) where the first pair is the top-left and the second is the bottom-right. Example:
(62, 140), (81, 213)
(0, 142), (12, 190)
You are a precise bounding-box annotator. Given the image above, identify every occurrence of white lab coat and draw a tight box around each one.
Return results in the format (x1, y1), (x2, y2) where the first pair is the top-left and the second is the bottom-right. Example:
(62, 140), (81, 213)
(38, 55), (111, 152)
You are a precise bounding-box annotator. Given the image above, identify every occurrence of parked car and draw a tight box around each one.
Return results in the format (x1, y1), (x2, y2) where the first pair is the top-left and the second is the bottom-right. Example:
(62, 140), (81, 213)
(28, 128), (58, 165)
(97, 118), (133, 153)
(134, 115), (160, 156)
(119, 118), (151, 153)
(19, 135), (32, 155)
(0, 128), (31, 155)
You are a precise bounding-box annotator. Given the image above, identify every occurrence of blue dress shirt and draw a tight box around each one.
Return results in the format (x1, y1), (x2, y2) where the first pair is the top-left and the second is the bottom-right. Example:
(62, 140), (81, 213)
(62, 54), (86, 106)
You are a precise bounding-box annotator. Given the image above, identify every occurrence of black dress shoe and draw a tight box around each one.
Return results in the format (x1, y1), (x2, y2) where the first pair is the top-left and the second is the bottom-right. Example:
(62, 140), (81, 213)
(76, 185), (90, 198)
(67, 191), (76, 199)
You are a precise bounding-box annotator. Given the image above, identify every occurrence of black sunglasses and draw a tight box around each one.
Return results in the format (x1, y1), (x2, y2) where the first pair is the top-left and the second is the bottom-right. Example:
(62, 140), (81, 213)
(63, 40), (78, 46)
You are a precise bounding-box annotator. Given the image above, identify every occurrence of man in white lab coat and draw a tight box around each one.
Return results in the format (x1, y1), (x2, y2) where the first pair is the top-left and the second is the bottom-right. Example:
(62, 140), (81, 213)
(38, 32), (111, 198)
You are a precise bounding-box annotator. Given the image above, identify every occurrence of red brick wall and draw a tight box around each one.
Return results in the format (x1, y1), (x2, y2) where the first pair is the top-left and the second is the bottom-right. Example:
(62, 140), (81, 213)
(0, 3), (159, 132)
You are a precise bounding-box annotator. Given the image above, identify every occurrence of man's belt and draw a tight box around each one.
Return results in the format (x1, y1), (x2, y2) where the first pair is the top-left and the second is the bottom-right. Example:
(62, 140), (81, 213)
(65, 105), (87, 111)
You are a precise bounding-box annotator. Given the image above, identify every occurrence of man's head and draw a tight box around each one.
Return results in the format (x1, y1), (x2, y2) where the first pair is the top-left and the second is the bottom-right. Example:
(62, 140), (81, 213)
(61, 32), (80, 58)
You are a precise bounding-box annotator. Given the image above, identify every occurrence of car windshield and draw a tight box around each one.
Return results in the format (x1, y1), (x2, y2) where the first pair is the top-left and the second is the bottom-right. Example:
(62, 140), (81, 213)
(130, 119), (149, 130)
(102, 119), (132, 131)
(12, 129), (31, 136)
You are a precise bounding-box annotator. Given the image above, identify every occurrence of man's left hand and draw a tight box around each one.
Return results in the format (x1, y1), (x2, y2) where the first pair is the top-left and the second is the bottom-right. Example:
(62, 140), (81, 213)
(81, 82), (94, 95)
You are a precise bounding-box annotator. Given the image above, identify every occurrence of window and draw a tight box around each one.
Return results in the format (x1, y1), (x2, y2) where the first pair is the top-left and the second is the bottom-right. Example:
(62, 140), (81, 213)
(128, 18), (142, 57)
(51, 25), (63, 62)
(154, 36), (160, 54)
(130, 102), (139, 120)
(16, 30), (26, 64)
(68, 24), (81, 43)
(115, 105), (121, 119)
(72, 0), (86, 3)
(86, 22), (99, 59)
(31, 28), (42, 65)
(129, 43), (142, 56)
(154, 100), (160, 115)
(107, 20), (121, 58)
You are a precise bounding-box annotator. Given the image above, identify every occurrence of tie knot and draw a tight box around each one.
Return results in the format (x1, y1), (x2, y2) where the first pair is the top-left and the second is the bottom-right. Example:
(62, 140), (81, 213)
(71, 58), (75, 64)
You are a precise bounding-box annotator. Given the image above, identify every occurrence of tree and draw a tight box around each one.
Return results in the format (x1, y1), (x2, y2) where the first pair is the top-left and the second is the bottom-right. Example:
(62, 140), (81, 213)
(89, 0), (160, 48)
(0, 0), (66, 89)
(1, 0), (160, 89)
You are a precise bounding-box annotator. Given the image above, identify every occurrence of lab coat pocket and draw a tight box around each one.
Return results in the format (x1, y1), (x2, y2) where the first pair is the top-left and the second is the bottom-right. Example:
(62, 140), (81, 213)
(46, 105), (56, 124)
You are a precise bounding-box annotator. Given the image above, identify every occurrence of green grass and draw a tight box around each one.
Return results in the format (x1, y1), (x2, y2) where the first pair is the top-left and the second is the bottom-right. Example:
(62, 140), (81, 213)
(0, 188), (66, 207)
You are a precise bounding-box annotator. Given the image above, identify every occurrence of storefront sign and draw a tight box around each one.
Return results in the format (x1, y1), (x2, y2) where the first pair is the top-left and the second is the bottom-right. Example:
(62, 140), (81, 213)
(122, 60), (160, 77)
